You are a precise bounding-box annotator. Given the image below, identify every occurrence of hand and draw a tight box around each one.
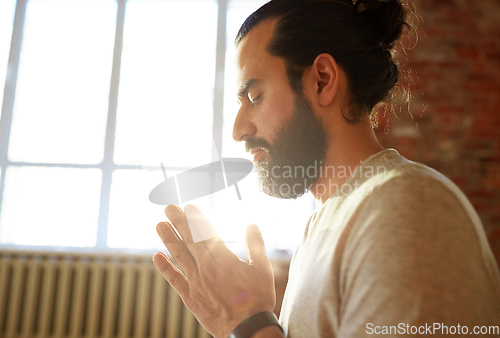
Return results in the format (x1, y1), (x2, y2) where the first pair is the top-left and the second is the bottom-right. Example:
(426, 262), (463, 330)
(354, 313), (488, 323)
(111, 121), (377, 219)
(153, 204), (276, 338)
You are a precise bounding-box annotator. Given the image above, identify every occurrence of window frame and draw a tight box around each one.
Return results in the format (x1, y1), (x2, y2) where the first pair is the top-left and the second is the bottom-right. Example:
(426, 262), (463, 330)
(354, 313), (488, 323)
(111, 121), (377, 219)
(0, 0), (312, 256)
(0, 0), (230, 253)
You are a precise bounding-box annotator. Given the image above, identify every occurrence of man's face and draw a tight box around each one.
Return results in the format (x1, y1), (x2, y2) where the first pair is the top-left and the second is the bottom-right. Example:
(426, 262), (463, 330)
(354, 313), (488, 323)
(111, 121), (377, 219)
(233, 20), (328, 199)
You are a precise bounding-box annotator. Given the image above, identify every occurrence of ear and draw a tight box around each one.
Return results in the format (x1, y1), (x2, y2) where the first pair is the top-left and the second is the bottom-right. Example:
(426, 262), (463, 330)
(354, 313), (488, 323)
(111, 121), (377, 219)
(311, 53), (339, 107)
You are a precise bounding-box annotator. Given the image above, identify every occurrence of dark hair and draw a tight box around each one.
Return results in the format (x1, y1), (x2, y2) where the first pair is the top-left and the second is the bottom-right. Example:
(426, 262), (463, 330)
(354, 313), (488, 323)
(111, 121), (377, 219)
(236, 0), (416, 124)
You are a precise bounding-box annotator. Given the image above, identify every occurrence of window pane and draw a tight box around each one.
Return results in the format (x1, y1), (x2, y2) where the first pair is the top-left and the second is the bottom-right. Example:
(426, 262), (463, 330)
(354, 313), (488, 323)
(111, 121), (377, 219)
(114, 0), (218, 167)
(0, 0), (16, 112)
(209, 173), (314, 254)
(107, 169), (210, 249)
(222, 0), (267, 159)
(8, 0), (116, 164)
(0, 166), (101, 247)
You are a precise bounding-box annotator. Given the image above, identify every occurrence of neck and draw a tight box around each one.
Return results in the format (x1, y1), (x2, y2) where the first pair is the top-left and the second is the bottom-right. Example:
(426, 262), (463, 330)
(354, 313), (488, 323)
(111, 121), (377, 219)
(310, 117), (385, 205)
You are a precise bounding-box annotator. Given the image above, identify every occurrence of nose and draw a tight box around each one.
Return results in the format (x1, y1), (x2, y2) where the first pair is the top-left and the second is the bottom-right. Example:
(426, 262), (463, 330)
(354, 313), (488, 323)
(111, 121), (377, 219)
(232, 106), (257, 142)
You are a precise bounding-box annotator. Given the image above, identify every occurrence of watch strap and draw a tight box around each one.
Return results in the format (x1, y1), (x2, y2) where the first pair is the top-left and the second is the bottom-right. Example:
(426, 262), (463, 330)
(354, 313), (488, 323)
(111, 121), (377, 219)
(228, 311), (283, 338)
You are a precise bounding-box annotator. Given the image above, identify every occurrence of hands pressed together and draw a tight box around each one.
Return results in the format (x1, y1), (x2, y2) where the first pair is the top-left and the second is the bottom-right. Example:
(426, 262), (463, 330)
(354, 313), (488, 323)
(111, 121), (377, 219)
(152, 204), (277, 338)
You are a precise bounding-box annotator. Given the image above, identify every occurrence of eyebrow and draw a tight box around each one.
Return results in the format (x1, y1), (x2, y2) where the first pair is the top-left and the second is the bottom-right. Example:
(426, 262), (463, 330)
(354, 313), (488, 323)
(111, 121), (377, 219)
(237, 79), (259, 98)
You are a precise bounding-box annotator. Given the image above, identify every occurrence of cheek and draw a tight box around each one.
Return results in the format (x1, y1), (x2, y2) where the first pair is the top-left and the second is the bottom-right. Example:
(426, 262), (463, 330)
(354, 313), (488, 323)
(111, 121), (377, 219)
(252, 109), (291, 147)
(260, 94), (295, 130)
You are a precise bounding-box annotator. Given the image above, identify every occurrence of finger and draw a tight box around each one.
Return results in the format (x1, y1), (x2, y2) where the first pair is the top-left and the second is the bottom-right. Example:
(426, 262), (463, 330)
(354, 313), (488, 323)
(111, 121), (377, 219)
(164, 205), (212, 257)
(165, 205), (196, 244)
(156, 221), (197, 277)
(245, 224), (273, 276)
(183, 204), (231, 257)
(153, 252), (189, 298)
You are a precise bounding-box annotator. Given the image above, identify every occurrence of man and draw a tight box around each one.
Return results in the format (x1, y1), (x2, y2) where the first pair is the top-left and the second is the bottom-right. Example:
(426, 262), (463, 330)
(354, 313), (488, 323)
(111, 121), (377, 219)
(152, 0), (500, 337)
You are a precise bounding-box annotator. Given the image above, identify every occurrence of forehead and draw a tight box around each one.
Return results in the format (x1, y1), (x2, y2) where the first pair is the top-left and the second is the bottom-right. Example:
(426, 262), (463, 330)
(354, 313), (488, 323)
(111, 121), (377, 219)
(235, 19), (282, 85)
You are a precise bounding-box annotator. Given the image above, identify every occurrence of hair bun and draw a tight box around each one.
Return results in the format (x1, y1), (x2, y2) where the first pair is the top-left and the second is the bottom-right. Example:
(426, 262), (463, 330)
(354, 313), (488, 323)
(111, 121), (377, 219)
(354, 0), (410, 50)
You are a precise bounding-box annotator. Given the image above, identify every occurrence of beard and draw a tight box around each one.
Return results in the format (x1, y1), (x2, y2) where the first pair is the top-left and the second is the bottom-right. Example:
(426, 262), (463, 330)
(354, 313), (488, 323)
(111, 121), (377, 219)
(245, 92), (328, 199)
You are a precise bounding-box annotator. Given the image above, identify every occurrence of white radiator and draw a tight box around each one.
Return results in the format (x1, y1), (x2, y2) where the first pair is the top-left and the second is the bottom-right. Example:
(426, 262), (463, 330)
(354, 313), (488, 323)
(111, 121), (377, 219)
(0, 251), (212, 338)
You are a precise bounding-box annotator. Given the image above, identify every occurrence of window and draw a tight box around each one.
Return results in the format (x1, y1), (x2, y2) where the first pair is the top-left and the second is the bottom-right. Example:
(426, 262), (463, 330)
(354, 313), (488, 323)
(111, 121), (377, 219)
(0, 0), (315, 256)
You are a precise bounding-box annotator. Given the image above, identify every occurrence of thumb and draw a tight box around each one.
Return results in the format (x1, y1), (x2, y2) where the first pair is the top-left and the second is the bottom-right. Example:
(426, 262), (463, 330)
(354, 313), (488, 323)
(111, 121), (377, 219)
(245, 224), (272, 274)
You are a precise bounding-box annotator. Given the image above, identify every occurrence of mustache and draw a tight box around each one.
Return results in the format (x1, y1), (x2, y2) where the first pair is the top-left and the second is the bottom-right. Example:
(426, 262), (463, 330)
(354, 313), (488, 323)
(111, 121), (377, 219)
(245, 137), (272, 154)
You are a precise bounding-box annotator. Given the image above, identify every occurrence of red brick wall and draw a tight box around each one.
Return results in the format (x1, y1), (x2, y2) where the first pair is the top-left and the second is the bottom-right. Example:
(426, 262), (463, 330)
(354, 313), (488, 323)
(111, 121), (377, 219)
(375, 0), (500, 265)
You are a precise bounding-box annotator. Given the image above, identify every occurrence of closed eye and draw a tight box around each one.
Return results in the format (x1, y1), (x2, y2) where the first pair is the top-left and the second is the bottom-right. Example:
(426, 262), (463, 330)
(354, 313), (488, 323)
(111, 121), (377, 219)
(249, 94), (261, 106)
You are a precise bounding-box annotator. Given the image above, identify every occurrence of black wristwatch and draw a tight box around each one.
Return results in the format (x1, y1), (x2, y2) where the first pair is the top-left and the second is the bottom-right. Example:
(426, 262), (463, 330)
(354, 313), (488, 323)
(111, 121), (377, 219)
(228, 311), (284, 338)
